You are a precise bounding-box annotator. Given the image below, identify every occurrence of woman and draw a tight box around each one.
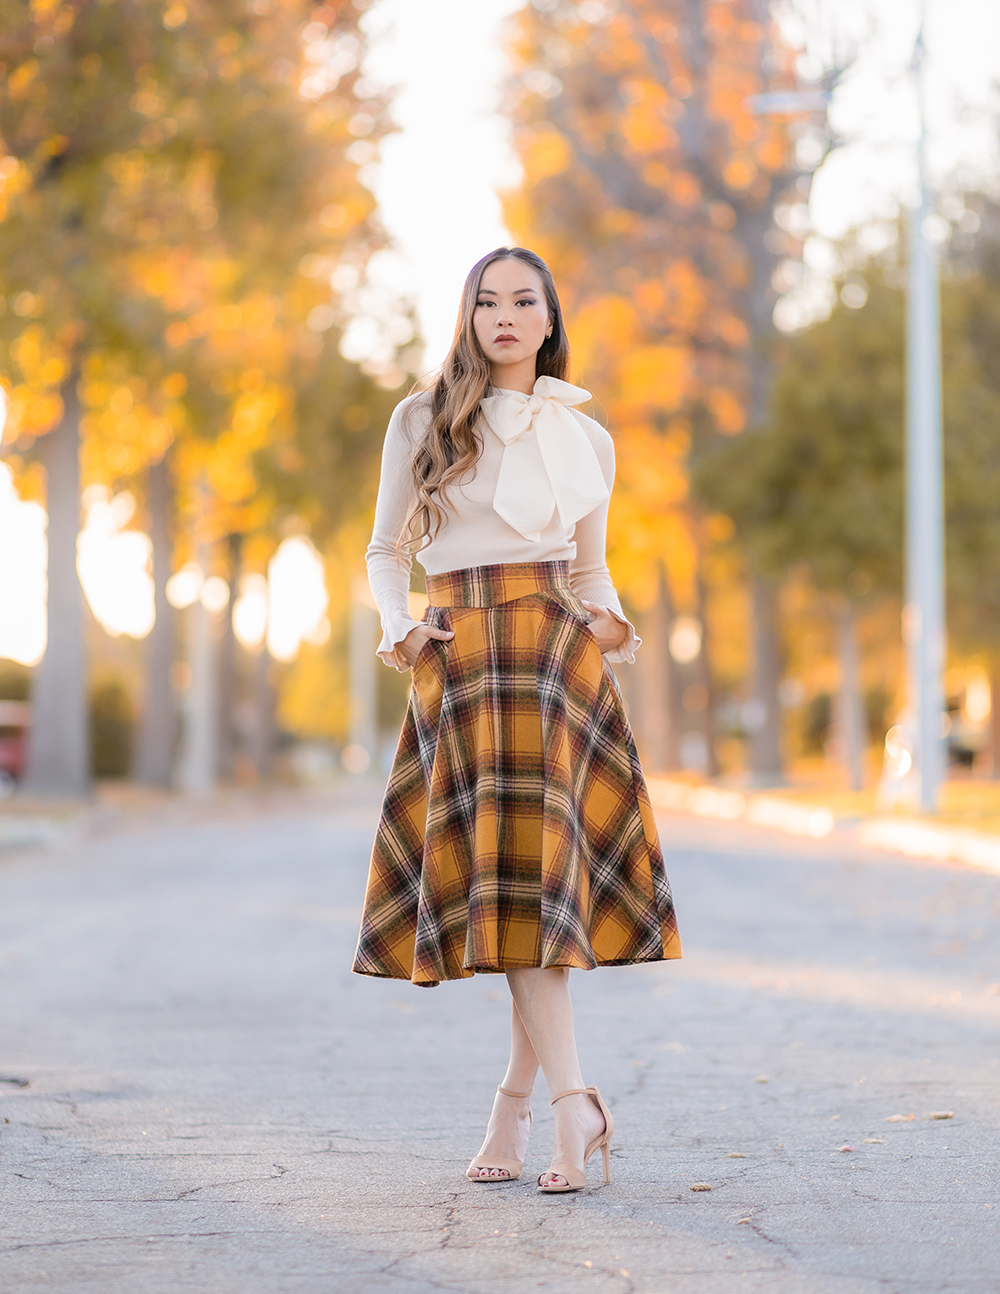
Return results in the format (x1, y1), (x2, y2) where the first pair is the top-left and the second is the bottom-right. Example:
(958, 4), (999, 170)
(354, 246), (681, 1193)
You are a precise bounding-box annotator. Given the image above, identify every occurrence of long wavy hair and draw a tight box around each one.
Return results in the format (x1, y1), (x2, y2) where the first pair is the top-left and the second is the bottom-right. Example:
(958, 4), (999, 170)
(399, 246), (571, 553)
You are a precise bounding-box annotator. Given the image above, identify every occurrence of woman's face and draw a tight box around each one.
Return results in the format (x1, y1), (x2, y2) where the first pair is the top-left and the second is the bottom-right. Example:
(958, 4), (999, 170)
(472, 259), (552, 380)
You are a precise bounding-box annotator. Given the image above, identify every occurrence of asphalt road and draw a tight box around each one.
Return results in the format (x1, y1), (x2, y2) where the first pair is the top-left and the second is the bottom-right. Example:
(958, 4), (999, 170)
(1, 785), (998, 1294)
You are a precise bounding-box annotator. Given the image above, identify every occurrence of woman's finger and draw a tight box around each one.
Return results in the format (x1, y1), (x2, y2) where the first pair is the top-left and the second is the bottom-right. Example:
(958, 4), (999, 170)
(395, 623), (455, 668)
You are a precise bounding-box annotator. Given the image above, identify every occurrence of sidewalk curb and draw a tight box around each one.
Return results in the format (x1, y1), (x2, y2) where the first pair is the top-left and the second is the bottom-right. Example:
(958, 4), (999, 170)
(858, 818), (1000, 874)
(647, 778), (834, 840)
(647, 776), (1000, 876)
(0, 818), (75, 852)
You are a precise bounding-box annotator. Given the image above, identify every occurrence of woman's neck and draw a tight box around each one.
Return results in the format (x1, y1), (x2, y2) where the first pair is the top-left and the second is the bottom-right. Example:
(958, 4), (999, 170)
(489, 357), (537, 395)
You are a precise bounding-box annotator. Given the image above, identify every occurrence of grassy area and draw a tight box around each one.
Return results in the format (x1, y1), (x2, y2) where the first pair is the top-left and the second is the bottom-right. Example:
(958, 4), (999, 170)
(763, 759), (1000, 835)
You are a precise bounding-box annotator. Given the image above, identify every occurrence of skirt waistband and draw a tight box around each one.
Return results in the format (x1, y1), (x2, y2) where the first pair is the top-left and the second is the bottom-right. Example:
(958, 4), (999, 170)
(426, 561), (570, 608)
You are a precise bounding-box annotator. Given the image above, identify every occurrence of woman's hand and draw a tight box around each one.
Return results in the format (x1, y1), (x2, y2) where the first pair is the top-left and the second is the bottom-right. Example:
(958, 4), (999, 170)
(392, 621), (455, 670)
(580, 601), (629, 654)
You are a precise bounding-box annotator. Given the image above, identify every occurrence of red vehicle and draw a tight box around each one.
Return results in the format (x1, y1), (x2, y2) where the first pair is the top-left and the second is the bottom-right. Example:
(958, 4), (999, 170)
(0, 700), (30, 786)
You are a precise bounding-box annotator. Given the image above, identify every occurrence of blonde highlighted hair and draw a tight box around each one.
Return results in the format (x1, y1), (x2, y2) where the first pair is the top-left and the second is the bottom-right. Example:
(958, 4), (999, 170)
(399, 246), (570, 553)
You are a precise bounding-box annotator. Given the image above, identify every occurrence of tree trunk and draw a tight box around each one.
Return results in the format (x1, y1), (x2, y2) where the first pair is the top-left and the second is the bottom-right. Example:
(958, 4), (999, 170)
(136, 456), (175, 787)
(748, 571), (783, 785)
(349, 575), (379, 774)
(639, 563), (683, 772)
(837, 602), (866, 791)
(177, 550), (218, 797)
(637, 568), (668, 771)
(23, 376), (89, 798)
(695, 560), (720, 778)
(664, 571), (686, 771)
(216, 533), (241, 782)
(250, 647), (275, 780)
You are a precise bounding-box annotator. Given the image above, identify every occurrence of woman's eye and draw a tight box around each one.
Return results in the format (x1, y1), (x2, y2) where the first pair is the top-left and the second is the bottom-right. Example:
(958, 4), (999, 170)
(516, 298), (536, 306)
(476, 299), (494, 307)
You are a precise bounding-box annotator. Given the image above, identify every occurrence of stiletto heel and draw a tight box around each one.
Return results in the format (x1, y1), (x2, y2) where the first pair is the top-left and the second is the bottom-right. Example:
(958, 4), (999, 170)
(537, 1086), (614, 1193)
(466, 1086), (533, 1183)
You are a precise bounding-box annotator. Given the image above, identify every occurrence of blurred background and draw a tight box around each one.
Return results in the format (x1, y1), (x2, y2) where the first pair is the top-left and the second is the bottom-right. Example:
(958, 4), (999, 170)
(0, 0), (998, 823)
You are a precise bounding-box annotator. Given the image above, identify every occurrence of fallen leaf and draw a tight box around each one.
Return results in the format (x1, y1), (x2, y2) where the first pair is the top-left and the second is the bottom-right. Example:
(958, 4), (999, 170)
(620, 1271), (629, 1278)
(928, 1111), (954, 1120)
(884, 1114), (915, 1122)
(827, 1114), (841, 1122)
(755, 1075), (770, 1084)
(583, 1260), (593, 1268)
(737, 1216), (752, 1224)
(690, 1182), (712, 1191)
(838, 1144), (855, 1153)
(863, 1138), (886, 1144)
(727, 1152), (746, 1158)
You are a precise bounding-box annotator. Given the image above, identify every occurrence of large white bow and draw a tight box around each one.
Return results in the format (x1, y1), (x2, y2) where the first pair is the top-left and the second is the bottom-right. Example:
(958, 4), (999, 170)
(479, 376), (610, 542)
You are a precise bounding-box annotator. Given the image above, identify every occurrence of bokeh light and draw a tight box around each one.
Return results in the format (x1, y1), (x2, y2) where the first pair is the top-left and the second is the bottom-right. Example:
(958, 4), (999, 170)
(77, 487), (155, 639)
(669, 617), (703, 664)
(266, 537), (329, 663)
(166, 563), (204, 610)
(233, 574), (269, 650)
(0, 463), (46, 665)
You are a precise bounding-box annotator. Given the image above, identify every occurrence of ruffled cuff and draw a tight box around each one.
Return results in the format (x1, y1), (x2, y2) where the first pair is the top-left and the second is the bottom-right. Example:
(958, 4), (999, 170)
(376, 607), (423, 671)
(602, 607), (641, 665)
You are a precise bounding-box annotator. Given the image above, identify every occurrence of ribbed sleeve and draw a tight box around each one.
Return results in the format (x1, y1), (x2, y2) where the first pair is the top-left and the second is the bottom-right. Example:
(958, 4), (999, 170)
(365, 397), (424, 669)
(567, 438), (641, 665)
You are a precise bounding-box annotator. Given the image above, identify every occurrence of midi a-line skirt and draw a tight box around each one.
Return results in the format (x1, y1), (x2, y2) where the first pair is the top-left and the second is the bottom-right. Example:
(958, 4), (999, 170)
(352, 560), (682, 988)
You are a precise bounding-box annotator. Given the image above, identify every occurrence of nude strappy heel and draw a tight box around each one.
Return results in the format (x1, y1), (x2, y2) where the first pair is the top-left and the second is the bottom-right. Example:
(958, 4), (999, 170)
(466, 1086), (533, 1183)
(536, 1086), (614, 1193)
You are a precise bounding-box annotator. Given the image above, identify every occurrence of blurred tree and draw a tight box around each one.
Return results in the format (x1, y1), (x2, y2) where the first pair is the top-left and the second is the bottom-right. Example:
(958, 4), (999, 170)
(253, 337), (400, 547)
(504, 0), (841, 779)
(695, 273), (904, 787)
(695, 196), (1000, 785)
(134, 455), (174, 785)
(0, 0), (394, 793)
(938, 197), (1000, 773)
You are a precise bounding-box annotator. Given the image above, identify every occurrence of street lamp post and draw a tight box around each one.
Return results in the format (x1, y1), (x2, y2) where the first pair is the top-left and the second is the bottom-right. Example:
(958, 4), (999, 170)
(905, 24), (946, 812)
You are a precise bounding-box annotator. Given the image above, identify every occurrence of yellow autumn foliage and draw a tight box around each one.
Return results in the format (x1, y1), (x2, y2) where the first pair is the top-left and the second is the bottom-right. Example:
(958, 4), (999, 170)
(503, 0), (802, 661)
(618, 346), (690, 414)
(521, 128), (572, 179)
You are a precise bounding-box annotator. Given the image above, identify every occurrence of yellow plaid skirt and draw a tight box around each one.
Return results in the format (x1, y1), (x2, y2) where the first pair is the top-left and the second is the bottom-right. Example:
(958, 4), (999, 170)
(353, 560), (681, 987)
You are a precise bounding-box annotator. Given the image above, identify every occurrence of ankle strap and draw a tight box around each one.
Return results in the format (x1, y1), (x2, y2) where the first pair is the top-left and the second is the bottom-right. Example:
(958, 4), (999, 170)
(498, 1085), (533, 1098)
(550, 1087), (589, 1105)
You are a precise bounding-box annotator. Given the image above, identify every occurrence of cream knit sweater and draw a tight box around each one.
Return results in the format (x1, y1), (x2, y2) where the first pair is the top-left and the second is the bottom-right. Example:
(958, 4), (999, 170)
(365, 391), (640, 668)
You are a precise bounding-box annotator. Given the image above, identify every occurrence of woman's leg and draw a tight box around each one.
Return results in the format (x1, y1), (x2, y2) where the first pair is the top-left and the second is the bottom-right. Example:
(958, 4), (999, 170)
(506, 967), (607, 1187)
(466, 998), (538, 1179)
